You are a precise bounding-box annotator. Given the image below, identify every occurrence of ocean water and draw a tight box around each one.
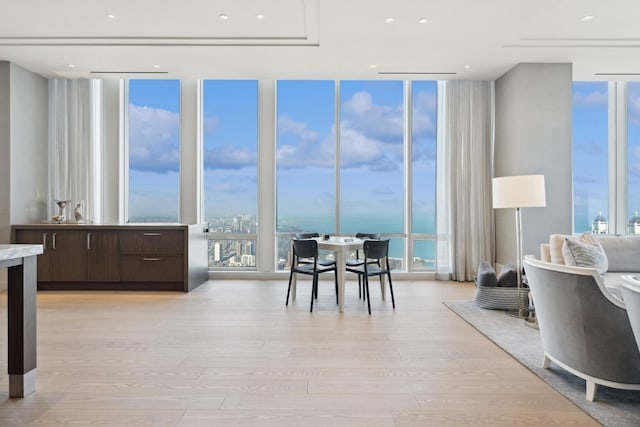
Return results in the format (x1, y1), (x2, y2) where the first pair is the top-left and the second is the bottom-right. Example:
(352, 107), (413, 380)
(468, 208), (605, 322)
(278, 215), (436, 262)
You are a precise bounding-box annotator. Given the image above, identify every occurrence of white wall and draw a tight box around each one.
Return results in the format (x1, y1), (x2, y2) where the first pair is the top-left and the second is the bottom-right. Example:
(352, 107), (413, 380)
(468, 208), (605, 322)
(494, 63), (573, 265)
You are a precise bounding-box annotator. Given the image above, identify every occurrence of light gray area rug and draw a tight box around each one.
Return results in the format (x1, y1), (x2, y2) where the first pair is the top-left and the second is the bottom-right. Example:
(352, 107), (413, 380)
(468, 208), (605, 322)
(445, 300), (640, 427)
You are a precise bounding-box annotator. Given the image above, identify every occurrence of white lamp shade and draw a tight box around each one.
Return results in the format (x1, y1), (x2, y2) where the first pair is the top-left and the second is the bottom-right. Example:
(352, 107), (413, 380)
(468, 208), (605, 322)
(493, 175), (546, 209)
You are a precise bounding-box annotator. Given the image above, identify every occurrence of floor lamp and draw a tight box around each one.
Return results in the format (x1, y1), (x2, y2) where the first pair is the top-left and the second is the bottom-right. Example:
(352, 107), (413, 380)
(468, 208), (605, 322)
(492, 175), (546, 319)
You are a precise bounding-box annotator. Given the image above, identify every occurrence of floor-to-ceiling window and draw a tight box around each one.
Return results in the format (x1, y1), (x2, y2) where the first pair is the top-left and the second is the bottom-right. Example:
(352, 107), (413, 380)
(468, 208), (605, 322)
(202, 80), (258, 268)
(275, 80), (336, 269)
(340, 80), (405, 269)
(572, 82), (609, 234)
(411, 81), (437, 269)
(127, 80), (180, 222)
(628, 82), (640, 232)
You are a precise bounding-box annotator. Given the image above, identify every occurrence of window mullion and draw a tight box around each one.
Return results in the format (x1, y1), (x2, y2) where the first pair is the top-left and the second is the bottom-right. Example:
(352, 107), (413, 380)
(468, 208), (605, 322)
(404, 80), (412, 271)
(335, 80), (340, 235)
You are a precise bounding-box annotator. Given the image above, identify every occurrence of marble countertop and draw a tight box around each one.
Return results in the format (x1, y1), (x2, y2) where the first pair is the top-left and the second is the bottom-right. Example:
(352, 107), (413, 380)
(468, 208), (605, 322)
(0, 244), (43, 262)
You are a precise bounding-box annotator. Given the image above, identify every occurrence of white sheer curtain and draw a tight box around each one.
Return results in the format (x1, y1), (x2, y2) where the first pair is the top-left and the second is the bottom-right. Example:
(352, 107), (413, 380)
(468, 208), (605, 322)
(436, 80), (495, 281)
(48, 79), (101, 223)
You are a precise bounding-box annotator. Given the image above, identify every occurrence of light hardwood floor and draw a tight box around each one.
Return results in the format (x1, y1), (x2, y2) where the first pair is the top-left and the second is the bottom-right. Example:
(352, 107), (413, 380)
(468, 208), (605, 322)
(0, 279), (597, 426)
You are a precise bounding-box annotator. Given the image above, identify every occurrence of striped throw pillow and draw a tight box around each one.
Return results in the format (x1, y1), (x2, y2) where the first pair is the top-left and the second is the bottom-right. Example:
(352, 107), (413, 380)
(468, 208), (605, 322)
(562, 234), (608, 275)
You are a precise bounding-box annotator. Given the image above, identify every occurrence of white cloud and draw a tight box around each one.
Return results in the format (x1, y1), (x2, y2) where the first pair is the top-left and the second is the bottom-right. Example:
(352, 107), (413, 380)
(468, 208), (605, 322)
(573, 90), (607, 108)
(129, 105), (180, 173)
(278, 115), (320, 142)
(276, 91), (417, 172)
(204, 145), (256, 170)
(276, 115), (334, 168)
(342, 91), (404, 142)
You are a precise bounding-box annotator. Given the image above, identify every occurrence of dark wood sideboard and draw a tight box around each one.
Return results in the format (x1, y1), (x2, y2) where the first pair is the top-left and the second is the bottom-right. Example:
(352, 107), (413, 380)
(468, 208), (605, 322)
(11, 224), (209, 292)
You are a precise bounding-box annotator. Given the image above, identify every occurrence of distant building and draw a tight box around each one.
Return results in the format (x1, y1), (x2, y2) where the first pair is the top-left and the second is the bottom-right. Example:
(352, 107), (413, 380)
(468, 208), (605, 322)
(241, 254), (256, 267)
(591, 211), (608, 234)
(629, 211), (640, 235)
(213, 242), (221, 261)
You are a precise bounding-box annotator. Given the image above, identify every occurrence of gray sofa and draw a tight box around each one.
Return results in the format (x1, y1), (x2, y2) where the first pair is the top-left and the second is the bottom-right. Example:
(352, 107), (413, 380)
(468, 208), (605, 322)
(620, 277), (640, 354)
(524, 255), (640, 401)
(540, 234), (640, 293)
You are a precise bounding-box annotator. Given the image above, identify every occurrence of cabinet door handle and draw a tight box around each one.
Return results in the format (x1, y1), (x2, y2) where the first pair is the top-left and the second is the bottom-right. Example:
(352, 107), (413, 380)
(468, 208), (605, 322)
(143, 258), (161, 261)
(87, 233), (92, 250)
(143, 233), (161, 236)
(42, 233), (47, 250)
(52, 232), (57, 250)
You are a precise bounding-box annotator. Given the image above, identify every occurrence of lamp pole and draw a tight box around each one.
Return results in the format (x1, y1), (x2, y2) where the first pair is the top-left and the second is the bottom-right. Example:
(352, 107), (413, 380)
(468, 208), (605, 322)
(510, 206), (529, 319)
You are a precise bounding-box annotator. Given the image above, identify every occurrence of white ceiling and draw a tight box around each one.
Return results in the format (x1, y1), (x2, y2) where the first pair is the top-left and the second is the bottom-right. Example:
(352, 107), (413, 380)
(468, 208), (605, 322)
(2, 0), (640, 80)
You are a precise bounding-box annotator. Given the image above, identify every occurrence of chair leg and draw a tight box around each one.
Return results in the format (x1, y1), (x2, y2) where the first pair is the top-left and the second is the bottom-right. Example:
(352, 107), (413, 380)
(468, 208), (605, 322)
(358, 275), (362, 299)
(334, 269), (338, 305)
(365, 275), (371, 315)
(286, 270), (295, 306)
(387, 271), (395, 308)
(310, 273), (317, 312)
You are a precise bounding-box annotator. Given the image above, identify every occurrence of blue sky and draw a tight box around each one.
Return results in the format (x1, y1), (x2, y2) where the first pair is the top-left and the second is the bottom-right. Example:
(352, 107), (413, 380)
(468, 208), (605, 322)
(572, 82), (608, 233)
(628, 82), (640, 219)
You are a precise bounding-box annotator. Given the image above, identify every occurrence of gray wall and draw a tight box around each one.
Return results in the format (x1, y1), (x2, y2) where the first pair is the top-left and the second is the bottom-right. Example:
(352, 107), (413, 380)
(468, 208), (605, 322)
(0, 62), (10, 243)
(494, 63), (573, 265)
(9, 63), (48, 229)
(0, 61), (48, 285)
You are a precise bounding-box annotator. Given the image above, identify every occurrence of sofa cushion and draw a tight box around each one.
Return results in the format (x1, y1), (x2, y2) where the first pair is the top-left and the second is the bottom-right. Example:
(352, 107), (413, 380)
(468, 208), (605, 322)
(540, 243), (551, 262)
(549, 234), (566, 264)
(476, 261), (497, 287)
(595, 235), (640, 272)
(562, 232), (608, 275)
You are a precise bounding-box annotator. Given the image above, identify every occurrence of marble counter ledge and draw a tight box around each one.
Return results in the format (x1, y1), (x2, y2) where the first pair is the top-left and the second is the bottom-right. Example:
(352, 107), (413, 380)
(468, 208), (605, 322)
(0, 245), (43, 261)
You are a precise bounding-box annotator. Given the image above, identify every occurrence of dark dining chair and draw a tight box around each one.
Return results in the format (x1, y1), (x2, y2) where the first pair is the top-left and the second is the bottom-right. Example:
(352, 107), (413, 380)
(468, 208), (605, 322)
(345, 239), (395, 315)
(286, 239), (338, 312)
(293, 232), (336, 267)
(346, 233), (381, 298)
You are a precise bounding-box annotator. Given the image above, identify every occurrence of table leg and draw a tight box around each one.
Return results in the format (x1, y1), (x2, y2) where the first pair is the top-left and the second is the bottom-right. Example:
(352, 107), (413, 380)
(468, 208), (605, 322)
(337, 252), (346, 313)
(379, 258), (387, 301)
(7, 256), (37, 397)
(291, 274), (297, 301)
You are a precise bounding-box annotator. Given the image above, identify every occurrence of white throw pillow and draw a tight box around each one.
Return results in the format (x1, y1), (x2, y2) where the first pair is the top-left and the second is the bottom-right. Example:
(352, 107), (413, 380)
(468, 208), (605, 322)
(549, 234), (566, 264)
(562, 232), (608, 275)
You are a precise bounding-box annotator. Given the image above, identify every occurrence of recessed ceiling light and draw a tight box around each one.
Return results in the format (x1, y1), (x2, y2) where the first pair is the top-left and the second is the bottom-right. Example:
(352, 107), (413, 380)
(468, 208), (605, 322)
(369, 64), (378, 69)
(384, 17), (395, 24)
(67, 64), (76, 68)
(465, 65), (471, 69)
(256, 14), (265, 20)
(153, 64), (161, 69)
(105, 13), (116, 20)
(418, 18), (428, 24)
(219, 13), (229, 20)
(581, 15), (594, 21)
